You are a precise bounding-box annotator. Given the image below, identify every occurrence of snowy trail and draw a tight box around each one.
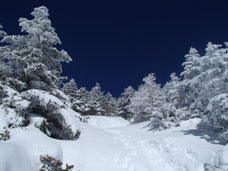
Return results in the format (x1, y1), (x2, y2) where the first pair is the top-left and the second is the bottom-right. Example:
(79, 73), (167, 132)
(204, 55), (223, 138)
(104, 125), (200, 171)
(59, 117), (223, 171)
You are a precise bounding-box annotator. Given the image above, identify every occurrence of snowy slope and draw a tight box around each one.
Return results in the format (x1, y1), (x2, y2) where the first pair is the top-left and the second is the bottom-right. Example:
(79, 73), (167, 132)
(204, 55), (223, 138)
(0, 116), (226, 171)
(87, 115), (129, 129)
(0, 126), (63, 171)
(59, 118), (224, 171)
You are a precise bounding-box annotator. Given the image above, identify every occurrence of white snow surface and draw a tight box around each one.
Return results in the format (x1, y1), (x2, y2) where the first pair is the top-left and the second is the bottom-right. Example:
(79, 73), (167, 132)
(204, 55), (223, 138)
(0, 116), (226, 171)
(87, 115), (129, 129)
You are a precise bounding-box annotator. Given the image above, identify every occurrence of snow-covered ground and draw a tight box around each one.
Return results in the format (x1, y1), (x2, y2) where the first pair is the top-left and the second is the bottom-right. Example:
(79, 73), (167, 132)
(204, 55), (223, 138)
(59, 117), (224, 171)
(0, 116), (226, 171)
(87, 115), (129, 129)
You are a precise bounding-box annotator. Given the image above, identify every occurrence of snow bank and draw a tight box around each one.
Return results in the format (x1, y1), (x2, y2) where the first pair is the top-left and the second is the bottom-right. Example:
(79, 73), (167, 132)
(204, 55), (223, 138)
(210, 144), (228, 170)
(87, 116), (129, 129)
(58, 122), (126, 171)
(0, 108), (8, 134)
(22, 89), (65, 107)
(0, 128), (63, 171)
(60, 108), (81, 133)
(0, 142), (35, 171)
(0, 114), (225, 171)
(0, 126), (64, 171)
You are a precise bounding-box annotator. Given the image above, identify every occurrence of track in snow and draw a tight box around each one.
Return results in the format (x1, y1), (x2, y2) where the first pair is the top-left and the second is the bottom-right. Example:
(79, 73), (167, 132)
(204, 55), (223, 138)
(60, 117), (223, 171)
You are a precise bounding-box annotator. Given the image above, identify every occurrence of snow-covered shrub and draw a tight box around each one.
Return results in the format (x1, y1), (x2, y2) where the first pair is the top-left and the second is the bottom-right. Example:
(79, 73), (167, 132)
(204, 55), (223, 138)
(149, 118), (177, 131)
(0, 84), (7, 103)
(174, 107), (192, 121)
(39, 120), (80, 140)
(204, 143), (228, 171)
(40, 155), (74, 171)
(203, 163), (221, 171)
(22, 89), (80, 140)
(7, 78), (26, 92)
(201, 94), (228, 143)
(80, 115), (90, 123)
(0, 84), (30, 128)
(0, 129), (10, 141)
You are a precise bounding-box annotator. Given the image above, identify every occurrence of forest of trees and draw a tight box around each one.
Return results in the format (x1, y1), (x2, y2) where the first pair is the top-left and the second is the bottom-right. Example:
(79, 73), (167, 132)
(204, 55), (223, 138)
(0, 6), (228, 145)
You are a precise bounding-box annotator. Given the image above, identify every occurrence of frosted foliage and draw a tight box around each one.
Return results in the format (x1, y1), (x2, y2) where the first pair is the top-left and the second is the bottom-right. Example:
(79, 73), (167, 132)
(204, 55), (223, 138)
(62, 79), (78, 102)
(0, 25), (8, 79)
(0, 24), (6, 37)
(19, 6), (60, 45)
(181, 47), (201, 80)
(0, 6), (71, 91)
(101, 92), (118, 116)
(118, 86), (135, 120)
(177, 42), (228, 142)
(87, 83), (105, 115)
(204, 94), (228, 143)
(163, 73), (180, 105)
(130, 73), (167, 123)
(31, 6), (49, 19)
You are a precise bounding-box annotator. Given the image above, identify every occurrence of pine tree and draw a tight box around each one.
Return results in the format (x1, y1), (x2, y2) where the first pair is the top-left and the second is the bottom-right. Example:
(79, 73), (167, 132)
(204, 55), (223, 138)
(0, 24), (6, 37)
(73, 87), (90, 114)
(118, 86), (135, 120)
(88, 83), (105, 115)
(130, 73), (167, 123)
(178, 48), (202, 109)
(1, 6), (71, 91)
(0, 25), (8, 80)
(163, 73), (191, 121)
(0, 7), (79, 140)
(196, 43), (228, 143)
(181, 47), (201, 80)
(101, 92), (118, 116)
(62, 79), (78, 102)
(163, 73), (180, 105)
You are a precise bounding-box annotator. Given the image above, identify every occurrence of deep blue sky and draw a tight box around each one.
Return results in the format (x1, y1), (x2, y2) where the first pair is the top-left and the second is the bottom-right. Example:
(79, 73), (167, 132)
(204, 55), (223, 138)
(1, 0), (228, 97)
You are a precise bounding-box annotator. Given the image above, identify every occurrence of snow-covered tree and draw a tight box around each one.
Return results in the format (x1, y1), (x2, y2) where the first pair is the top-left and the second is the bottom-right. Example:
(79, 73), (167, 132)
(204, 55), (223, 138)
(87, 83), (105, 115)
(74, 87), (95, 116)
(178, 48), (202, 109)
(181, 47), (201, 80)
(163, 73), (180, 105)
(130, 73), (167, 123)
(1, 6), (71, 91)
(118, 86), (135, 120)
(191, 43), (228, 143)
(0, 24), (8, 80)
(62, 79), (78, 103)
(0, 24), (6, 38)
(163, 73), (192, 121)
(0, 7), (80, 141)
(98, 92), (117, 116)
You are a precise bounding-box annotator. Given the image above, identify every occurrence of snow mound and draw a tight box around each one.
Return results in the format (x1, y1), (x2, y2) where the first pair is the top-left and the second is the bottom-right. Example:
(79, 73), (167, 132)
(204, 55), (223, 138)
(210, 144), (228, 170)
(69, 118), (223, 171)
(0, 126), (63, 171)
(0, 142), (35, 171)
(87, 116), (129, 129)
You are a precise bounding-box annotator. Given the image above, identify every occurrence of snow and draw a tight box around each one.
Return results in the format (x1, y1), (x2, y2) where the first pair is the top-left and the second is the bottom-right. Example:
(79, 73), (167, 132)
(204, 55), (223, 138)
(58, 117), (223, 171)
(60, 108), (81, 133)
(0, 116), (226, 171)
(0, 126), (63, 171)
(22, 89), (65, 107)
(0, 142), (35, 171)
(87, 115), (129, 129)
(0, 108), (8, 133)
(212, 144), (228, 170)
